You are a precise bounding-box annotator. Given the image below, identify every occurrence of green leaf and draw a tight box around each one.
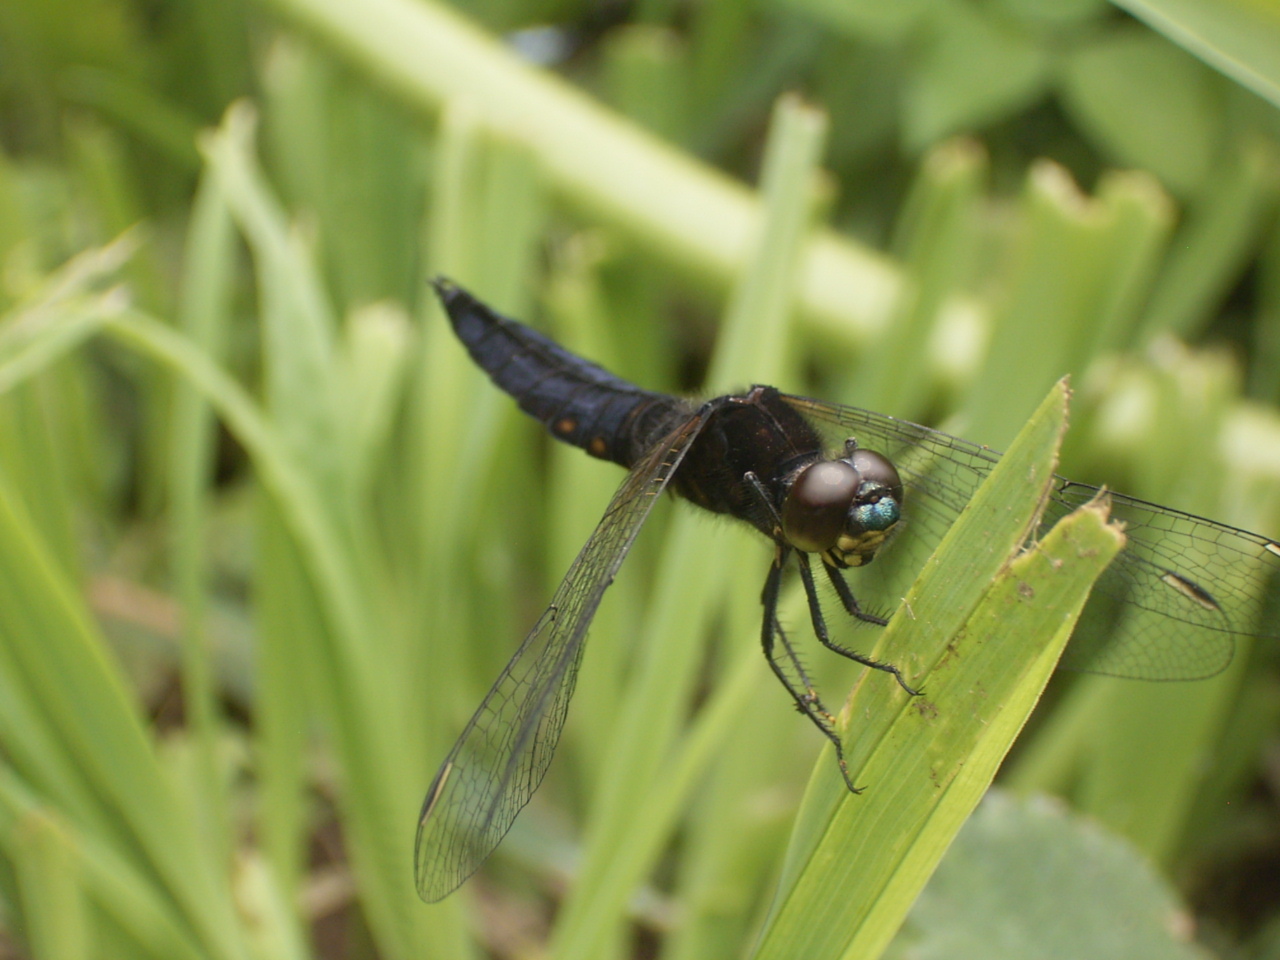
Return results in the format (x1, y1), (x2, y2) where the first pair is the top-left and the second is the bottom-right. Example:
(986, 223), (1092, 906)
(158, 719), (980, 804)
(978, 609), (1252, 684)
(887, 790), (1213, 960)
(773, 0), (930, 43)
(1059, 28), (1223, 196)
(751, 379), (1125, 959)
(11, 808), (88, 960)
(0, 771), (205, 960)
(962, 161), (1174, 444)
(992, 0), (1109, 28)
(334, 301), (414, 497)
(0, 469), (249, 960)
(100, 310), (428, 958)
(1112, 0), (1280, 110)
(850, 137), (987, 417)
(200, 103), (344, 499)
(904, 3), (1051, 151)
(1136, 141), (1279, 341)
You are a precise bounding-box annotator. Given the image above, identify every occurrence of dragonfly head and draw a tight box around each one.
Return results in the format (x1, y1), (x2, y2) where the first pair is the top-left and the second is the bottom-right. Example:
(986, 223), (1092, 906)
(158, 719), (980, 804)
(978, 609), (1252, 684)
(781, 448), (903, 567)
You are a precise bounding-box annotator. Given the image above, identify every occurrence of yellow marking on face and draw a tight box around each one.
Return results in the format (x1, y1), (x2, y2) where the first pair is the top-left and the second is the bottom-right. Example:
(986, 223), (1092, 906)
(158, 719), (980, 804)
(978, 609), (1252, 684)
(1160, 571), (1220, 612)
(836, 528), (890, 557)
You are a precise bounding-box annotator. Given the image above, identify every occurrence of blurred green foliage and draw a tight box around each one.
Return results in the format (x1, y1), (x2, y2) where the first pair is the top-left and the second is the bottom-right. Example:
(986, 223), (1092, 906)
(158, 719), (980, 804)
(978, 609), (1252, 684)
(0, 0), (1279, 958)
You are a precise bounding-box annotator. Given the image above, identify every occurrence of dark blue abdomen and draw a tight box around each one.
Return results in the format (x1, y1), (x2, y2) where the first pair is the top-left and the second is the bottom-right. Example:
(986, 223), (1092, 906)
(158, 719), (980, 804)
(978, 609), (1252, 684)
(434, 280), (688, 468)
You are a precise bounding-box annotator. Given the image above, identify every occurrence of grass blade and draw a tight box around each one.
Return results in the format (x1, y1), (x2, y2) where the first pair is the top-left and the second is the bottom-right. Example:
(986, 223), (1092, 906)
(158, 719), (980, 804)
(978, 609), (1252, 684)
(751, 379), (1124, 959)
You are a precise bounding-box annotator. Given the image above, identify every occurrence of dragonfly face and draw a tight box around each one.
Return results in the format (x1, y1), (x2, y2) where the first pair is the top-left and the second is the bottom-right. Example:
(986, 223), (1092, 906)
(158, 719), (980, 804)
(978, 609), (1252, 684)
(414, 278), (1280, 903)
(781, 445), (904, 568)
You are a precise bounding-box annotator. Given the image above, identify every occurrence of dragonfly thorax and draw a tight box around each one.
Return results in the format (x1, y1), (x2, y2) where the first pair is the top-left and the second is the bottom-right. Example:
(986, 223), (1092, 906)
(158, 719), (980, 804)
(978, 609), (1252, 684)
(781, 448), (903, 567)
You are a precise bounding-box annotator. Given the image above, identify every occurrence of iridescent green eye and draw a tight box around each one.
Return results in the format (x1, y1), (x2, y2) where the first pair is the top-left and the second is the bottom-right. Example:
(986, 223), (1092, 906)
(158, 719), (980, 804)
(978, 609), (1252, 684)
(853, 498), (900, 533)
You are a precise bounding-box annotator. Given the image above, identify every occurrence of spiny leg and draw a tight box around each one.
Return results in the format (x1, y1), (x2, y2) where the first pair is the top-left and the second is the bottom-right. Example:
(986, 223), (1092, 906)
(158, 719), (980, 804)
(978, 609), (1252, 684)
(745, 471), (828, 704)
(799, 553), (922, 697)
(761, 545), (861, 793)
(822, 556), (887, 626)
(773, 611), (822, 715)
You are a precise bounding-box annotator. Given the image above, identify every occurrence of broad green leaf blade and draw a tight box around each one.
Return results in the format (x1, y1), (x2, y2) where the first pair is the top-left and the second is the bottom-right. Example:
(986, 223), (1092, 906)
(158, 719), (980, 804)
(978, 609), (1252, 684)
(751, 379), (1125, 959)
(887, 790), (1212, 960)
(1112, 0), (1280, 110)
(765, 379), (1070, 904)
(903, 3), (1050, 151)
(1059, 28), (1221, 196)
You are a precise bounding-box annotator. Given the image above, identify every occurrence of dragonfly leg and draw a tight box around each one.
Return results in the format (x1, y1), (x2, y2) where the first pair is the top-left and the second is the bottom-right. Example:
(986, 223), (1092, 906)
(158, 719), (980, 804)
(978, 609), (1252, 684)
(802, 554), (921, 697)
(761, 546), (861, 794)
(821, 557), (887, 626)
(742, 470), (784, 539)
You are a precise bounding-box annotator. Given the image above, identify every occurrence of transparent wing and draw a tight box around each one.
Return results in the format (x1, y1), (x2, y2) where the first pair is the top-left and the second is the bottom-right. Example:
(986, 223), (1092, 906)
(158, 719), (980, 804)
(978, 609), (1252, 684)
(781, 394), (1280, 681)
(414, 408), (712, 902)
(1044, 483), (1279, 679)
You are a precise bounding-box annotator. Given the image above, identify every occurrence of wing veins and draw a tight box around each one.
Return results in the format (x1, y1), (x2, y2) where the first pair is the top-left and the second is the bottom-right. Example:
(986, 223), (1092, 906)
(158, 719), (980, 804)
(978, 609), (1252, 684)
(779, 392), (1280, 680)
(414, 406), (713, 901)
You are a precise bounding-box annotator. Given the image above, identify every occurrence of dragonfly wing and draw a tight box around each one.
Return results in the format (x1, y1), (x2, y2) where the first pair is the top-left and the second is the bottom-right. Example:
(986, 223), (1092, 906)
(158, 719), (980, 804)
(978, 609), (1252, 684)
(1046, 482), (1280, 679)
(414, 408), (712, 902)
(780, 394), (1280, 681)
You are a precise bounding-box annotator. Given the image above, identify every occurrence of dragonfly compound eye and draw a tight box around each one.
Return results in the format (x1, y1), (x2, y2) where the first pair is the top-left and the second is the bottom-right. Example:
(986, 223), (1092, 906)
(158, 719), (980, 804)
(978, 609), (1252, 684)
(782, 460), (861, 553)
(848, 449), (903, 505)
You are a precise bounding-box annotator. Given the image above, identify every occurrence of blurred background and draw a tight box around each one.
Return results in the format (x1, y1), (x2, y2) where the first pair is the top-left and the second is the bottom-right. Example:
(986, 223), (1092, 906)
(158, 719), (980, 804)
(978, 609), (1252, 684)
(0, 0), (1279, 957)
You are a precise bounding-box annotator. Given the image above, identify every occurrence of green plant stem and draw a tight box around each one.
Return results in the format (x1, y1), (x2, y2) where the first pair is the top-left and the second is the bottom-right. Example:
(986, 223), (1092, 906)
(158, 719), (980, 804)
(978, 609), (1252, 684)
(259, 0), (921, 352)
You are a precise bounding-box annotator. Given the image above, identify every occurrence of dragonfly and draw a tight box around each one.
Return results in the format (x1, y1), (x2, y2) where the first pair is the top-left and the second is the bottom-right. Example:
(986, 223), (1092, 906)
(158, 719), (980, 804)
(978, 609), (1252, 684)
(415, 278), (1280, 902)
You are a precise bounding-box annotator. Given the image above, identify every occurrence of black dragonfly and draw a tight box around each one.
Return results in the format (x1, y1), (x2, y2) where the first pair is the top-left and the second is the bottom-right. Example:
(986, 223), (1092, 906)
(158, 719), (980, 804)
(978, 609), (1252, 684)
(416, 278), (1280, 902)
